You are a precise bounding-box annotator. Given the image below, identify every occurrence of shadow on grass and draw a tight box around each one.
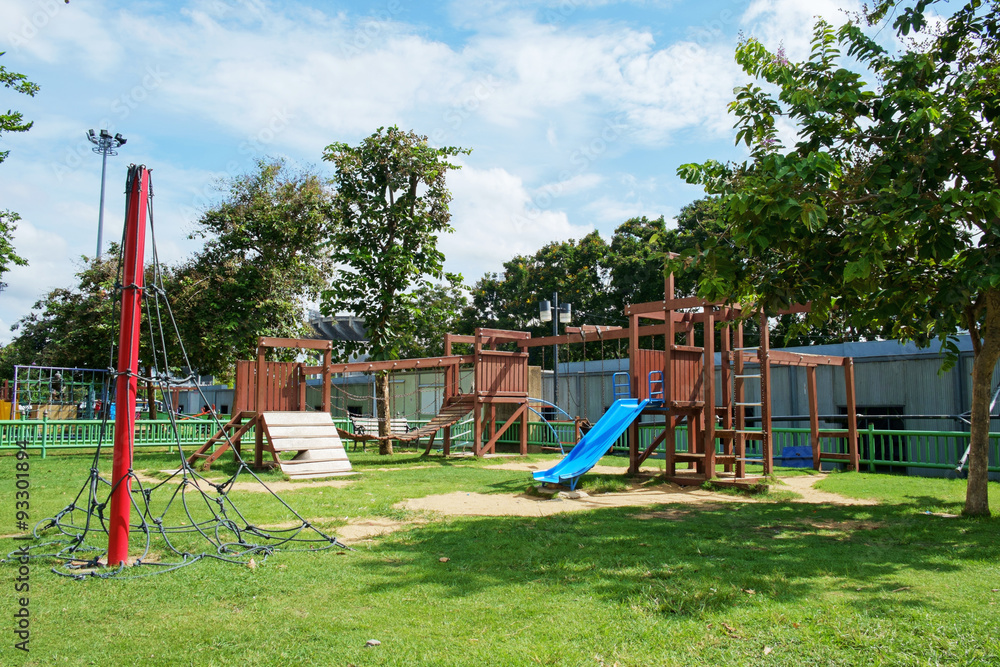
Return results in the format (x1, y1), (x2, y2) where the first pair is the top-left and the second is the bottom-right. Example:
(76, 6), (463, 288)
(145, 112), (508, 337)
(356, 499), (1000, 618)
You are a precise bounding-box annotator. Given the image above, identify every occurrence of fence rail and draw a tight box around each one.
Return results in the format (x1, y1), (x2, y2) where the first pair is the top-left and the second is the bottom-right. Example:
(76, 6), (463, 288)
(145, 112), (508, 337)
(2, 418), (998, 473)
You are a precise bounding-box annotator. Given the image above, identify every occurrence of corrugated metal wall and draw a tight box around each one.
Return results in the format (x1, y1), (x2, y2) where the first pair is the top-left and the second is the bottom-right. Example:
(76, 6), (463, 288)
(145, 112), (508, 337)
(542, 349), (1000, 429)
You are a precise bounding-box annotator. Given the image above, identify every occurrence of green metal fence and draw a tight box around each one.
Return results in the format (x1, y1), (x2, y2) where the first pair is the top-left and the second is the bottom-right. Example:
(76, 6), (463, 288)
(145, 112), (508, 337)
(2, 417), (998, 473)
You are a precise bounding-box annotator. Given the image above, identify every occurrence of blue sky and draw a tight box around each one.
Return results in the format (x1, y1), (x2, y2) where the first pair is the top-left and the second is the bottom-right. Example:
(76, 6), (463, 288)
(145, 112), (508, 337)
(0, 0), (865, 342)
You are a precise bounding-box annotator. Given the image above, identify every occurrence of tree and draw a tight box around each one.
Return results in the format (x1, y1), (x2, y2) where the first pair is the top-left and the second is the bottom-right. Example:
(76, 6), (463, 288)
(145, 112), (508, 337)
(0, 52), (38, 290)
(173, 159), (336, 381)
(0, 247), (177, 382)
(464, 231), (616, 366)
(396, 274), (469, 359)
(677, 1), (999, 515)
(0, 210), (27, 292)
(606, 216), (673, 308)
(321, 127), (468, 454)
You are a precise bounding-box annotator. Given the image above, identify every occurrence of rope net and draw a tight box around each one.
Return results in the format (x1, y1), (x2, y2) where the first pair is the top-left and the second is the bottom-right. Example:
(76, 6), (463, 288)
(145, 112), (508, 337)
(11, 167), (345, 579)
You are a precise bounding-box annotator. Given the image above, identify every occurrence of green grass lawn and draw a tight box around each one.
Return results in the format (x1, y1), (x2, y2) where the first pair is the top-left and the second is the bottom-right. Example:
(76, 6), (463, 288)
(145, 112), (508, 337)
(1, 449), (999, 666)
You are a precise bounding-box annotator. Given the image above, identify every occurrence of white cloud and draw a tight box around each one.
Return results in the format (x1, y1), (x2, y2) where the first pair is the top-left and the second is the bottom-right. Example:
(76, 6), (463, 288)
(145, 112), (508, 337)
(742, 0), (862, 59)
(1, 0), (123, 72)
(442, 164), (588, 277)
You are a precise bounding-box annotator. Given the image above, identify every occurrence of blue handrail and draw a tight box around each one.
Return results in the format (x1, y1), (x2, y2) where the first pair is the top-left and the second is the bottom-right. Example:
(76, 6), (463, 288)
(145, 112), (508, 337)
(648, 370), (664, 402)
(612, 372), (631, 400)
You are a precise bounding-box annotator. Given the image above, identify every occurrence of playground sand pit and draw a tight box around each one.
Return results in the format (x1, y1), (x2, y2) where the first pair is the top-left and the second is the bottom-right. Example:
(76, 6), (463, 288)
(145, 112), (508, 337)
(397, 485), (742, 517)
(400, 471), (874, 517)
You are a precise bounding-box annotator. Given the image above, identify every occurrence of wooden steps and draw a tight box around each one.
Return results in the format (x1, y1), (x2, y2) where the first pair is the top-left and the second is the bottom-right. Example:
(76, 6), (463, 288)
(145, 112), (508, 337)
(260, 412), (353, 480)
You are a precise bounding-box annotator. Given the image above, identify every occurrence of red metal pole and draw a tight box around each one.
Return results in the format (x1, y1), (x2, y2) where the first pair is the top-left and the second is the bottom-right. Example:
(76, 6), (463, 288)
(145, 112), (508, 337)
(107, 165), (149, 566)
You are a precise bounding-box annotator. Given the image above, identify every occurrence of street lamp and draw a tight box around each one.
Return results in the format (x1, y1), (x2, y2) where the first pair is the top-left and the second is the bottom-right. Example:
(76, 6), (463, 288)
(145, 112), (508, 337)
(539, 292), (572, 410)
(87, 129), (126, 260)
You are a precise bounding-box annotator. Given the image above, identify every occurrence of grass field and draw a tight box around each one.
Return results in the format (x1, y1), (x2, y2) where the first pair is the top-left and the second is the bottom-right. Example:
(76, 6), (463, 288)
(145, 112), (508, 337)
(1, 448), (999, 666)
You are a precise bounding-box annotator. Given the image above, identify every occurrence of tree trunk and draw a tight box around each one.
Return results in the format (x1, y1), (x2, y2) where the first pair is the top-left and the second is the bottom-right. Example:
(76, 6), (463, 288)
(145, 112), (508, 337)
(376, 370), (393, 456)
(145, 365), (158, 420)
(965, 289), (1000, 517)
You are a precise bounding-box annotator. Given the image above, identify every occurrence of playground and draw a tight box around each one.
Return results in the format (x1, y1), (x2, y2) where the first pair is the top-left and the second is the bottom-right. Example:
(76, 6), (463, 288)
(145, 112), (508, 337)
(2, 166), (998, 666)
(1, 447), (998, 665)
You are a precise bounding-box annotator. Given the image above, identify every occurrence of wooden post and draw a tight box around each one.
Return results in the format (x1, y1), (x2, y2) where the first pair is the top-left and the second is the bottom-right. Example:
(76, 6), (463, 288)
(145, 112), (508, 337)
(759, 310), (773, 475)
(734, 321), (746, 479)
(473, 402), (483, 456)
(808, 365), (820, 470)
(519, 401), (528, 455)
(298, 363), (307, 410)
(255, 345), (266, 414)
(254, 346), (266, 469)
(628, 312), (640, 475)
(703, 306), (716, 479)
(845, 358), (859, 470)
(720, 317), (732, 473)
(322, 348), (332, 413)
(489, 403), (497, 455)
(443, 336), (453, 456)
(473, 331), (483, 456)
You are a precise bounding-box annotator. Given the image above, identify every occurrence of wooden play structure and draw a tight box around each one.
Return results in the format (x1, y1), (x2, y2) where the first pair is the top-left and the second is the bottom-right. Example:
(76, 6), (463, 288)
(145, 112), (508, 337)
(187, 337), (352, 479)
(190, 275), (857, 487)
(189, 329), (537, 473)
(329, 328), (533, 455)
(520, 272), (859, 487)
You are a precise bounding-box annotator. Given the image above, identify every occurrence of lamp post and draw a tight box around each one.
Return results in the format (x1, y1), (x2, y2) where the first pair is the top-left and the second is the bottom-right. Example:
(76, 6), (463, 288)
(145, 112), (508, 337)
(87, 129), (126, 260)
(539, 292), (572, 411)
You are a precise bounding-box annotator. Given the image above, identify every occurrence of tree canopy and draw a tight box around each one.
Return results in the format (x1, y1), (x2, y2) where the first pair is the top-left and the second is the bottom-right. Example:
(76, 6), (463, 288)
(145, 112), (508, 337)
(0, 52), (37, 290)
(321, 127), (468, 451)
(0, 246), (175, 379)
(677, 0), (999, 515)
(173, 159), (337, 381)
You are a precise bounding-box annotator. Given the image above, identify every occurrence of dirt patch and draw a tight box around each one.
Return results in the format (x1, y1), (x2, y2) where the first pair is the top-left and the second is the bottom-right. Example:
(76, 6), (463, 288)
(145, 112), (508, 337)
(134, 471), (356, 494)
(336, 518), (425, 544)
(774, 475), (877, 506)
(397, 485), (744, 517)
(255, 516), (425, 544)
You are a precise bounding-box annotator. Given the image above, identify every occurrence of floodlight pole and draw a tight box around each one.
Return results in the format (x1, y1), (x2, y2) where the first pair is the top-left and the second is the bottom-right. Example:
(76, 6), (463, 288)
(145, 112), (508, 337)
(87, 130), (126, 260)
(107, 164), (148, 567)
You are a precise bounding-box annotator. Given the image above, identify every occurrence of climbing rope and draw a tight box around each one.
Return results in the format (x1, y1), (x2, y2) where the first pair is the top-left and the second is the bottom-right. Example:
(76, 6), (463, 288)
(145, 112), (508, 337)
(7, 170), (345, 579)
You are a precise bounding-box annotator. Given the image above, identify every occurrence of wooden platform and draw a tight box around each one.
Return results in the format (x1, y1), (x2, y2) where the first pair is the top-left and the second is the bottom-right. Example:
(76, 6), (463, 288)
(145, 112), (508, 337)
(260, 411), (353, 480)
(666, 471), (768, 490)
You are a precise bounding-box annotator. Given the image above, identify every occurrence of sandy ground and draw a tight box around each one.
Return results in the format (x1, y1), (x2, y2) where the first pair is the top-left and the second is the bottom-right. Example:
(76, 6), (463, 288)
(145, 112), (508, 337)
(396, 463), (876, 517)
(775, 474), (877, 505)
(335, 517), (426, 544)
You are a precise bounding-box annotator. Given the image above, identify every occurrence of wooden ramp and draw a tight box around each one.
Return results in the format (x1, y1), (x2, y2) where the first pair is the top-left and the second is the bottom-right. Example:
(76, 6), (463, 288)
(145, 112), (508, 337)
(260, 411), (353, 480)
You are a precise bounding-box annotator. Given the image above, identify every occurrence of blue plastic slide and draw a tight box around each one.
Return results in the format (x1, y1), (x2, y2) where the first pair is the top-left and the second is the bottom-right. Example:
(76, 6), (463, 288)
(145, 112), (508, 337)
(533, 398), (650, 489)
